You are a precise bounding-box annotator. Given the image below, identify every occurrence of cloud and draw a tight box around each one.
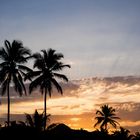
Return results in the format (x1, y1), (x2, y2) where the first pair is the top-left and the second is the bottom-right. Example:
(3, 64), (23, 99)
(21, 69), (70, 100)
(70, 117), (81, 122)
(1, 76), (140, 131)
(120, 120), (140, 127)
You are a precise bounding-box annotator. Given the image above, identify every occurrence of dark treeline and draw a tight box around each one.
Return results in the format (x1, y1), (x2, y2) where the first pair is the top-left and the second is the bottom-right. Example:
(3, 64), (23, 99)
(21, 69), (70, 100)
(0, 105), (139, 140)
(0, 122), (140, 140)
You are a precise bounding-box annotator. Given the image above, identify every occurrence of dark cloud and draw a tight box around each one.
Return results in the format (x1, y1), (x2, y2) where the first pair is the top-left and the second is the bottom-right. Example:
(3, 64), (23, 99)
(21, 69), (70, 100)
(0, 81), (79, 104)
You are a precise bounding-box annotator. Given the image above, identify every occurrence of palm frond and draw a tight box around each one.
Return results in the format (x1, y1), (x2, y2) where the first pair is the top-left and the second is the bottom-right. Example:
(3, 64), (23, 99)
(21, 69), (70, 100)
(41, 50), (48, 61)
(0, 62), (9, 68)
(109, 119), (120, 128)
(4, 40), (11, 55)
(24, 70), (41, 81)
(1, 79), (9, 96)
(29, 75), (43, 93)
(17, 72), (27, 95)
(12, 73), (23, 96)
(101, 120), (108, 129)
(32, 52), (42, 59)
(53, 73), (68, 82)
(51, 62), (70, 71)
(96, 110), (104, 116)
(0, 48), (9, 61)
(51, 78), (63, 94)
(94, 117), (103, 128)
(10, 40), (31, 63)
(18, 65), (32, 72)
(0, 68), (9, 83)
(33, 57), (45, 69)
(25, 113), (34, 127)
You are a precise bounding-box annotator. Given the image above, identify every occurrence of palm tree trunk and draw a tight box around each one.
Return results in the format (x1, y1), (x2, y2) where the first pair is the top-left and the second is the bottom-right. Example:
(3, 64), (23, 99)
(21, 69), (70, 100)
(7, 82), (10, 127)
(44, 89), (47, 130)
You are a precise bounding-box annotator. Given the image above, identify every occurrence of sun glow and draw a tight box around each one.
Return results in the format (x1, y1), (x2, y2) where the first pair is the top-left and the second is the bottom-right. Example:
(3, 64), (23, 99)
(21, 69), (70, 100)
(1, 77), (140, 132)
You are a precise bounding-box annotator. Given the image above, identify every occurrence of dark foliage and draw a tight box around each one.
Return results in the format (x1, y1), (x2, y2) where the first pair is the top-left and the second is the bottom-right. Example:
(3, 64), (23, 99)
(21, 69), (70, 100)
(94, 104), (120, 131)
(0, 122), (139, 140)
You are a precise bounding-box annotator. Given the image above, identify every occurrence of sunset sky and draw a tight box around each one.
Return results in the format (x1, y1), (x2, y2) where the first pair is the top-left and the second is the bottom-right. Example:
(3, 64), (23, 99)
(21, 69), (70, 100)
(0, 0), (140, 133)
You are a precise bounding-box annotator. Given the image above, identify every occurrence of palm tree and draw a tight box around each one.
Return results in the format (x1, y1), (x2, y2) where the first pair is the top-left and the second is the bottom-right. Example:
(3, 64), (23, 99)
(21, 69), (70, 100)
(26, 48), (70, 130)
(94, 104), (120, 130)
(0, 40), (31, 126)
(25, 109), (50, 131)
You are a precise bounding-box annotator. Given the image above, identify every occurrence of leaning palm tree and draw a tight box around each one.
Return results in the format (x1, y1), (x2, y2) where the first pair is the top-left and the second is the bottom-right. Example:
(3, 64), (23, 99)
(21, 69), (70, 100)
(94, 104), (120, 131)
(26, 48), (70, 130)
(0, 40), (31, 126)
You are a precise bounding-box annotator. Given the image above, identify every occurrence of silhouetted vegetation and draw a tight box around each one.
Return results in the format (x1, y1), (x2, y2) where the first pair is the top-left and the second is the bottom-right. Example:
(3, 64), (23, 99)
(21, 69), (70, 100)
(25, 48), (70, 129)
(0, 105), (139, 140)
(25, 109), (50, 131)
(0, 121), (140, 140)
(0, 40), (140, 139)
(0, 40), (32, 126)
(112, 127), (133, 140)
(94, 104), (120, 131)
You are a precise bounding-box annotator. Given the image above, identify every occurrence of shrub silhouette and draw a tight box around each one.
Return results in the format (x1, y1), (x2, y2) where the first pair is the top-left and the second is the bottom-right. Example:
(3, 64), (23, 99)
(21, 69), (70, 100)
(25, 109), (50, 131)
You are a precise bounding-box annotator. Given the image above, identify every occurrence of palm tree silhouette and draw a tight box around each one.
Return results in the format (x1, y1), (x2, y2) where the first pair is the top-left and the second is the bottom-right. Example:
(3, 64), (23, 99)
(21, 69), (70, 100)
(0, 40), (31, 126)
(94, 104), (120, 130)
(25, 109), (50, 131)
(26, 48), (70, 130)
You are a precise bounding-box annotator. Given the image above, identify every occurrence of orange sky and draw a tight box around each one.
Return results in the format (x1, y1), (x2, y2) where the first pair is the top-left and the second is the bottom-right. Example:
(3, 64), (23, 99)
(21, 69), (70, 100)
(1, 76), (140, 132)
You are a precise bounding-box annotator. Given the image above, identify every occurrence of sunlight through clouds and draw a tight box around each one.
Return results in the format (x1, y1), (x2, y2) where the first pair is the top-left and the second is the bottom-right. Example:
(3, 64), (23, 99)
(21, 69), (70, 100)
(1, 77), (140, 132)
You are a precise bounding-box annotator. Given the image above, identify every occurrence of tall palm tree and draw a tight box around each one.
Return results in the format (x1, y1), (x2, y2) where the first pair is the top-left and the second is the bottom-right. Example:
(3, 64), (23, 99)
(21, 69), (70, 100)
(26, 48), (70, 130)
(0, 40), (31, 126)
(94, 104), (120, 130)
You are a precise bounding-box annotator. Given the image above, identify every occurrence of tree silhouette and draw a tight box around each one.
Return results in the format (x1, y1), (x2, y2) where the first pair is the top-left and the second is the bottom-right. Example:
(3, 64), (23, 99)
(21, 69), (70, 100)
(25, 109), (50, 131)
(112, 127), (133, 140)
(26, 48), (70, 130)
(0, 40), (31, 126)
(94, 104), (120, 131)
